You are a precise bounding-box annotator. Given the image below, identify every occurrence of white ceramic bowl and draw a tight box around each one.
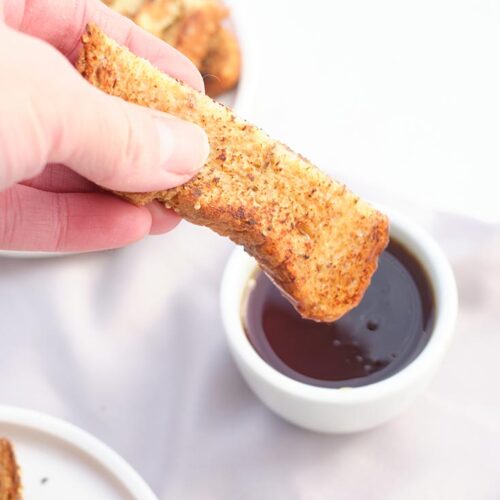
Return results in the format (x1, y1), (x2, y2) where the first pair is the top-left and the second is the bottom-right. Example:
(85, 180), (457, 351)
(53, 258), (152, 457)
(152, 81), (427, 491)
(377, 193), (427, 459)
(220, 208), (458, 433)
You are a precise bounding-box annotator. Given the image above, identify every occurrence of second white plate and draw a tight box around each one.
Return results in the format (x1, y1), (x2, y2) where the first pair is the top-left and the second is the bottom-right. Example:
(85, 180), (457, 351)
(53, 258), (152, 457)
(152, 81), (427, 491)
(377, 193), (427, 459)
(0, 407), (157, 500)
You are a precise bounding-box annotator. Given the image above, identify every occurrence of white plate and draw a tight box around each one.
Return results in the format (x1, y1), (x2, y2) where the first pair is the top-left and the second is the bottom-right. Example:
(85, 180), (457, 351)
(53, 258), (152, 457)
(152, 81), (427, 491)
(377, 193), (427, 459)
(0, 250), (71, 258)
(0, 407), (157, 500)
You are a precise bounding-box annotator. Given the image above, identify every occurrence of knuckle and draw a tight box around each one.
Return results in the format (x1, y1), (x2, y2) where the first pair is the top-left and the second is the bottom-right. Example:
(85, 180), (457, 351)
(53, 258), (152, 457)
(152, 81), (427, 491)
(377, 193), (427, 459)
(0, 98), (48, 188)
(93, 101), (148, 186)
(99, 103), (152, 187)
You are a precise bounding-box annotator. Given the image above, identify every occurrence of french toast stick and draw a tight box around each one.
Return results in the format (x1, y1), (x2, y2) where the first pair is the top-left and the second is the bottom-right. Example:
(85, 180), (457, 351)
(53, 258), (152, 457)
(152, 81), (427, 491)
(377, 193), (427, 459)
(77, 24), (389, 322)
(132, 0), (183, 40)
(106, 0), (240, 97)
(0, 439), (21, 500)
(201, 26), (241, 97)
(166, 0), (227, 67)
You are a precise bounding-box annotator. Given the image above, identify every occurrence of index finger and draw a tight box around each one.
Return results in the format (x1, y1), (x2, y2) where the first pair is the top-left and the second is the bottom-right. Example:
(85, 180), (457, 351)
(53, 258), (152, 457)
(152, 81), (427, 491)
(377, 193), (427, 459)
(3, 0), (204, 91)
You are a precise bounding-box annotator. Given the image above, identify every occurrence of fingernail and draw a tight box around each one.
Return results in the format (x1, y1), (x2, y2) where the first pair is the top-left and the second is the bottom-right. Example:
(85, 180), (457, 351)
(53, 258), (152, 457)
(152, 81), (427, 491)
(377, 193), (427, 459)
(155, 117), (209, 175)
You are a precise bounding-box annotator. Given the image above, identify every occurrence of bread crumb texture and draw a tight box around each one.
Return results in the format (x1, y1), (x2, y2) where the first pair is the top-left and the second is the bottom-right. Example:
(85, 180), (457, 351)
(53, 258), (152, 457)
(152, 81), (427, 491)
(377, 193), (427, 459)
(77, 24), (389, 321)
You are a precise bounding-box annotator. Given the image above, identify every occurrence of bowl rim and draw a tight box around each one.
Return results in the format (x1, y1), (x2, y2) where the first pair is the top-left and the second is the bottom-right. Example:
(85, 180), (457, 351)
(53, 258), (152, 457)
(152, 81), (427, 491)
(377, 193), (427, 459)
(220, 207), (458, 404)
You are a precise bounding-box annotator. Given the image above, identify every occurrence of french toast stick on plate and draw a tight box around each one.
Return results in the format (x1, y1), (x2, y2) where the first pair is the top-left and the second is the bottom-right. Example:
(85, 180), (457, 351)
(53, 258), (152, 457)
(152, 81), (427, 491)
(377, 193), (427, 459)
(77, 24), (389, 322)
(0, 439), (21, 500)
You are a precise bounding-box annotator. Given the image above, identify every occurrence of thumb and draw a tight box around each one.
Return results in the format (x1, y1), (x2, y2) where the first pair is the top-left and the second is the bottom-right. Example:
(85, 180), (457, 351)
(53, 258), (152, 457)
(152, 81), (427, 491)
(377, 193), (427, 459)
(0, 28), (209, 192)
(48, 83), (210, 192)
(0, 24), (209, 191)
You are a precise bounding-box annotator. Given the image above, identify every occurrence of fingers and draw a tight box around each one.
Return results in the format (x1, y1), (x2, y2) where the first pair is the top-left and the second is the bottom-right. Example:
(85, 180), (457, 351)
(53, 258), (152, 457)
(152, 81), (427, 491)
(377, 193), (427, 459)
(0, 27), (209, 192)
(49, 89), (209, 192)
(4, 0), (204, 91)
(20, 165), (182, 235)
(0, 184), (156, 251)
(21, 164), (97, 193)
(146, 201), (181, 235)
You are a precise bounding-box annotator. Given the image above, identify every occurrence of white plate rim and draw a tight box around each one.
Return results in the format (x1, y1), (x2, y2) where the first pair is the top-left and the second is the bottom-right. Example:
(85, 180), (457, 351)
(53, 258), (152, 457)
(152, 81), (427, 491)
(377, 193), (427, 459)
(0, 406), (158, 500)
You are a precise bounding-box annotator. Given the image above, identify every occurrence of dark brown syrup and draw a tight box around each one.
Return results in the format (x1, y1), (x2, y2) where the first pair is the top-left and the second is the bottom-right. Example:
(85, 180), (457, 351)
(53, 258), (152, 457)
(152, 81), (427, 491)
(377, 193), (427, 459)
(243, 239), (435, 388)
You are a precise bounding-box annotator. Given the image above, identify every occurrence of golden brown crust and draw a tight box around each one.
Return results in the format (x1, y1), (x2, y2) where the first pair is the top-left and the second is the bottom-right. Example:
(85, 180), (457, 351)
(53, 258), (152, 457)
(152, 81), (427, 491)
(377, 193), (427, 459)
(133, 0), (184, 39)
(164, 1), (227, 67)
(105, 0), (144, 17)
(0, 439), (22, 500)
(77, 24), (389, 322)
(112, 0), (240, 97)
(202, 27), (240, 97)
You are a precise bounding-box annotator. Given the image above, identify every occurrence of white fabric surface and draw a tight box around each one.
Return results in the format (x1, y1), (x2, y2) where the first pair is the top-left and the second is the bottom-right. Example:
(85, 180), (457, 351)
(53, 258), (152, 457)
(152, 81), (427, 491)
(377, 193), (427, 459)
(1, 1), (500, 499)
(1, 213), (499, 500)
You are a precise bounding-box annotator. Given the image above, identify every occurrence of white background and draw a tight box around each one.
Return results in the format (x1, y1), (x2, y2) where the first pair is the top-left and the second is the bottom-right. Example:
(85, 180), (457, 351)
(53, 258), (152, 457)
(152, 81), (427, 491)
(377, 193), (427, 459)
(237, 0), (500, 223)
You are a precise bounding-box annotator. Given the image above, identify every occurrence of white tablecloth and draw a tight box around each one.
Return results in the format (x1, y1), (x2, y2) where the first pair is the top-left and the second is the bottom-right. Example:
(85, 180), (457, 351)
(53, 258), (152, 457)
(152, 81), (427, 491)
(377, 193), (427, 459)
(1, 211), (499, 499)
(1, 1), (500, 498)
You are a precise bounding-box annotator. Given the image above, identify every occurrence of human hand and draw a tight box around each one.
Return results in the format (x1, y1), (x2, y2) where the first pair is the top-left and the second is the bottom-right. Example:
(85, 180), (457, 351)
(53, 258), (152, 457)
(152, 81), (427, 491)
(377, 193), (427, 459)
(0, 0), (209, 252)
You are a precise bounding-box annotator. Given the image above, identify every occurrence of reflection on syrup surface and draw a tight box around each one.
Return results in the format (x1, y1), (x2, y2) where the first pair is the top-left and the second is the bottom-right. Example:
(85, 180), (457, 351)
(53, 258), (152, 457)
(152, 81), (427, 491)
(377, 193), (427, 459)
(243, 240), (435, 388)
